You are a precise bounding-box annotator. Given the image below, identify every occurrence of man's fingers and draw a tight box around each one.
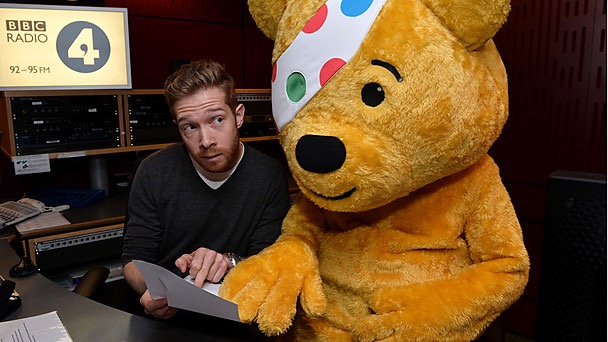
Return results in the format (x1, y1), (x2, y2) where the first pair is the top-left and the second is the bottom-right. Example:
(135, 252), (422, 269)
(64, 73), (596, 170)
(191, 251), (209, 287)
(189, 248), (214, 277)
(189, 249), (231, 286)
(142, 295), (168, 314)
(206, 253), (230, 282)
(154, 306), (178, 320)
(208, 261), (229, 283)
(178, 248), (231, 287)
(193, 266), (210, 288)
(149, 305), (178, 320)
(175, 254), (193, 272)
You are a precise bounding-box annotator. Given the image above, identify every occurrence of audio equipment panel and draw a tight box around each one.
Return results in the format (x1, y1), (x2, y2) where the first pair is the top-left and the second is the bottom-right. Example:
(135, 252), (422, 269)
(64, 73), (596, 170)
(29, 224), (124, 272)
(124, 89), (277, 145)
(0, 89), (277, 159)
(125, 90), (180, 146)
(237, 89), (277, 138)
(0, 90), (123, 157)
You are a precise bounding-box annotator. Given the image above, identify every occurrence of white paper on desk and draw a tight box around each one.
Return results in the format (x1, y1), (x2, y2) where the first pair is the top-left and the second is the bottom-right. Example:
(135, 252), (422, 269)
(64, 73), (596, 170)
(132, 260), (240, 322)
(15, 212), (71, 233)
(0, 311), (73, 342)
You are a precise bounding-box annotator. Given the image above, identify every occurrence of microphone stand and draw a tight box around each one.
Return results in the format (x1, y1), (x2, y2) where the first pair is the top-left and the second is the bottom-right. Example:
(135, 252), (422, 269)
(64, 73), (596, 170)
(8, 228), (37, 277)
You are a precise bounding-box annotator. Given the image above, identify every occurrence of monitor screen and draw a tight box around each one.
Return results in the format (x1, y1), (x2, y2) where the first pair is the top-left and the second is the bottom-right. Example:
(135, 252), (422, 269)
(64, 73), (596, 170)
(0, 4), (131, 90)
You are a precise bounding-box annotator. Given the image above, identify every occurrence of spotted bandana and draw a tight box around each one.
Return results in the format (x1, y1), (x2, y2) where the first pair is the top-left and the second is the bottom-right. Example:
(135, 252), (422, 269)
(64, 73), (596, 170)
(271, 0), (388, 131)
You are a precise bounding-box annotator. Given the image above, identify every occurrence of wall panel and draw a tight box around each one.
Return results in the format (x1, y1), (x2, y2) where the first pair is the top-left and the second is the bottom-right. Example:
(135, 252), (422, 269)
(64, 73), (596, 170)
(127, 17), (243, 88)
(492, 0), (606, 183)
(105, 0), (242, 24)
(490, 1), (606, 338)
(243, 22), (273, 88)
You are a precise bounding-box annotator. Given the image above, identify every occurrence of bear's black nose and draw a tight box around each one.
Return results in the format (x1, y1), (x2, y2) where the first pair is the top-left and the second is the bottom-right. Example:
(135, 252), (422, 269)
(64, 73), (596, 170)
(295, 135), (346, 173)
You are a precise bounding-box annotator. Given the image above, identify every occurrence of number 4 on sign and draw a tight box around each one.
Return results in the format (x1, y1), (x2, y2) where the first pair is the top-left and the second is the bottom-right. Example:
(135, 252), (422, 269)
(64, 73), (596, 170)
(67, 28), (100, 65)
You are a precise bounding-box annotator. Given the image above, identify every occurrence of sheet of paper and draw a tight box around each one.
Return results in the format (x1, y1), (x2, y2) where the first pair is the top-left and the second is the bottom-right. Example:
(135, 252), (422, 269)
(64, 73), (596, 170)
(15, 212), (71, 233)
(184, 275), (221, 296)
(0, 311), (72, 342)
(133, 260), (240, 322)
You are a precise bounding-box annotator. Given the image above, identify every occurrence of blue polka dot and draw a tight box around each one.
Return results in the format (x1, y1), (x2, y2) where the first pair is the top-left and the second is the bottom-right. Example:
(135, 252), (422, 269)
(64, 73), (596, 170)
(340, 0), (374, 17)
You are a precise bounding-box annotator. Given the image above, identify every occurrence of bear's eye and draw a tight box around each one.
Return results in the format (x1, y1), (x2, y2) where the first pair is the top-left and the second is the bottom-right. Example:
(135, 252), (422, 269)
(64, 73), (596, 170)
(361, 82), (384, 107)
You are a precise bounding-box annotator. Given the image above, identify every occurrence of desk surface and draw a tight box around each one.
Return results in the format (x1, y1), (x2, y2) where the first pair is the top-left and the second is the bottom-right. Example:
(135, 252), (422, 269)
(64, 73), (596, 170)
(17, 189), (130, 240)
(0, 241), (251, 341)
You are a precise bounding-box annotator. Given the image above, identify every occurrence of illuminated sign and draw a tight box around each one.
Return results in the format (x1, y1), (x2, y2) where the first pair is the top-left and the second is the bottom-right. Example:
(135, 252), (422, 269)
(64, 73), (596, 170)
(0, 4), (131, 90)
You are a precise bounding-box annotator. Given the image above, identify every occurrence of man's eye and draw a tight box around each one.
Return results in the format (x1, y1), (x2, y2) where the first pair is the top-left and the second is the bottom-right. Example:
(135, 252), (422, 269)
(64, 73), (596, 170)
(212, 117), (224, 125)
(182, 124), (195, 131)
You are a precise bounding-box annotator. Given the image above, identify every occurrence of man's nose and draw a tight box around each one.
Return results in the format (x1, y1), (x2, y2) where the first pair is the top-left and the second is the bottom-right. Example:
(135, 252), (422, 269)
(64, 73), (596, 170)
(295, 134), (346, 173)
(198, 129), (215, 149)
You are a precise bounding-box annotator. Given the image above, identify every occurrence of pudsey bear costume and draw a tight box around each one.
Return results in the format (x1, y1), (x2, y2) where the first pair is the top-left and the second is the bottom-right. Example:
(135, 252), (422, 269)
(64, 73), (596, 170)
(220, 0), (530, 340)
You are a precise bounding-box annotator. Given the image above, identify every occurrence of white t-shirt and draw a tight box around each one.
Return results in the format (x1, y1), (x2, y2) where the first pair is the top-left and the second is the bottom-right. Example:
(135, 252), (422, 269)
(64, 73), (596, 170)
(190, 142), (245, 189)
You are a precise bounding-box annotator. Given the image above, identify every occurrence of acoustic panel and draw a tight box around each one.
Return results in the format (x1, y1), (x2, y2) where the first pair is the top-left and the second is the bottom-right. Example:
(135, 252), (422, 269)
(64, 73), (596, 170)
(104, 0), (242, 24)
(491, 0), (606, 182)
(126, 17), (243, 88)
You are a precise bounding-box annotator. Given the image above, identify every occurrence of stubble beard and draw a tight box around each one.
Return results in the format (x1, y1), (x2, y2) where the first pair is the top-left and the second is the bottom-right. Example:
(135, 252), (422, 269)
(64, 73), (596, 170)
(194, 133), (241, 174)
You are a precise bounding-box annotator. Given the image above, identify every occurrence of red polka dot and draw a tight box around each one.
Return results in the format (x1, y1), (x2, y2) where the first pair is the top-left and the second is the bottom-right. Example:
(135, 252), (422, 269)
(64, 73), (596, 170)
(319, 58), (346, 86)
(302, 4), (328, 34)
(272, 62), (277, 83)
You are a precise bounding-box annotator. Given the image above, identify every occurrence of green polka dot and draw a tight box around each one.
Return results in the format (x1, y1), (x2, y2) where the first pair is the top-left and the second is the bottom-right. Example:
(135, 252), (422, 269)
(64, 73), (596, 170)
(286, 72), (306, 102)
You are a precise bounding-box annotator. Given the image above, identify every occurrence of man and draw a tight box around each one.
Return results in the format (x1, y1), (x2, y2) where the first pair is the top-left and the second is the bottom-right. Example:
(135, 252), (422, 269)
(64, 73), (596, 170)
(121, 59), (291, 323)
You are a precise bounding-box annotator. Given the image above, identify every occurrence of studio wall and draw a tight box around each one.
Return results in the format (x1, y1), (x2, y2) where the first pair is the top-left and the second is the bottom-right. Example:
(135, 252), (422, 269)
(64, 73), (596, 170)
(491, 0), (606, 337)
(104, 0), (274, 89)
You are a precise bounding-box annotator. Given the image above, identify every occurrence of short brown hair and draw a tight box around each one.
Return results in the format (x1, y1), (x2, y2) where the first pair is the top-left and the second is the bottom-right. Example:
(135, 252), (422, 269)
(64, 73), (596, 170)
(164, 59), (238, 118)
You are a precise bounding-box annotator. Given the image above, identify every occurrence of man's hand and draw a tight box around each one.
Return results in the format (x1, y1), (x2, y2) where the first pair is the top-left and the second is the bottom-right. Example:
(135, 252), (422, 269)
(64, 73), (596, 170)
(140, 289), (178, 319)
(175, 247), (230, 287)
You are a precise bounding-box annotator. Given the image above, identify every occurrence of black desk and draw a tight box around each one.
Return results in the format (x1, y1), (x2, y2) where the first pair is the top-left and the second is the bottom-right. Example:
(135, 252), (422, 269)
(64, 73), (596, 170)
(1, 240), (249, 341)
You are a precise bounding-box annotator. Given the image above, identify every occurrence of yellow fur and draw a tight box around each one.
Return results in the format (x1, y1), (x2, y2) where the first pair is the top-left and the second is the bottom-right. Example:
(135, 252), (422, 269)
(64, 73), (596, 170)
(220, 0), (530, 340)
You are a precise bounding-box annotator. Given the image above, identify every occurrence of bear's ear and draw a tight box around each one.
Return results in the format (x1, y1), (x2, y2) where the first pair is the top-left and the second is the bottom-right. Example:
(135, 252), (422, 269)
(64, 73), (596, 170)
(422, 0), (510, 50)
(248, 0), (289, 41)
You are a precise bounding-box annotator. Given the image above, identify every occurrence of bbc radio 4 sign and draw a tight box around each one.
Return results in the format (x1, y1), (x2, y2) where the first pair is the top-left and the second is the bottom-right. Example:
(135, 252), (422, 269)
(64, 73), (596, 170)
(0, 4), (131, 90)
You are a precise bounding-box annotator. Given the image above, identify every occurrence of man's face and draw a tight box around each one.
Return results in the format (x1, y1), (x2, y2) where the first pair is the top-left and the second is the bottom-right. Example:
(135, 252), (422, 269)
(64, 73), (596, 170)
(173, 87), (244, 174)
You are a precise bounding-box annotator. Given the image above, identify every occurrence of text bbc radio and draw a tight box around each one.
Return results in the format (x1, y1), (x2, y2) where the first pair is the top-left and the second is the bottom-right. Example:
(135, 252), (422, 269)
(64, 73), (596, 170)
(5, 20), (48, 43)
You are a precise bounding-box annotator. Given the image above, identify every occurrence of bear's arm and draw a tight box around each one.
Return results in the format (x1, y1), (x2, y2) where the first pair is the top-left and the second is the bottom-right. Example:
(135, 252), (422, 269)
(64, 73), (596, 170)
(219, 193), (328, 335)
(276, 192), (328, 246)
(361, 156), (530, 341)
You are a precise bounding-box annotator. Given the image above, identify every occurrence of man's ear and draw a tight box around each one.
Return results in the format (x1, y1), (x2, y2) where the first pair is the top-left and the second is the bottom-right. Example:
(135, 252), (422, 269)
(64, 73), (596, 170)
(235, 103), (245, 129)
